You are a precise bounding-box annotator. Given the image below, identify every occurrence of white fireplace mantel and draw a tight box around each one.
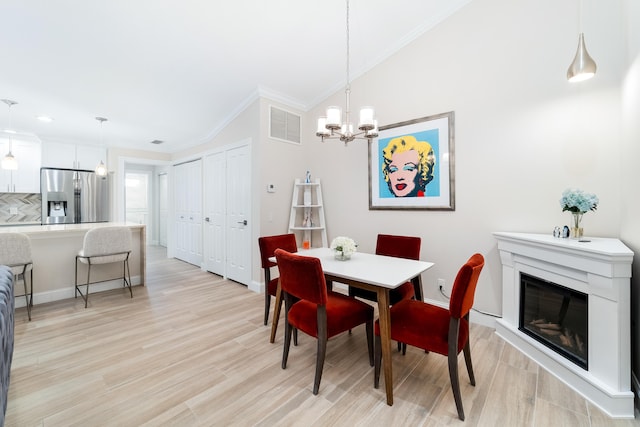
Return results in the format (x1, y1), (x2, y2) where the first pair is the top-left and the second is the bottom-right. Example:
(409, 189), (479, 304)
(493, 232), (634, 419)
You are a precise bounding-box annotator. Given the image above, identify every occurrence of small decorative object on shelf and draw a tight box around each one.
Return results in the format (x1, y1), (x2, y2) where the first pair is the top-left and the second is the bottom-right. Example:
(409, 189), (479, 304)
(330, 236), (357, 261)
(560, 188), (598, 239)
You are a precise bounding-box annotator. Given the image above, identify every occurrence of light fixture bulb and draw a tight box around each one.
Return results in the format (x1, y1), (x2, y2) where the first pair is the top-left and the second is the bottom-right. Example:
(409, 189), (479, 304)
(1, 99), (18, 170)
(1, 152), (18, 170)
(94, 117), (108, 175)
(95, 161), (107, 176)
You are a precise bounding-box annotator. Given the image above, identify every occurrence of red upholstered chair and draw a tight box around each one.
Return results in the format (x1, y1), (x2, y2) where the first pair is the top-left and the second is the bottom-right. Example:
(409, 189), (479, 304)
(349, 234), (421, 305)
(275, 248), (374, 395)
(374, 253), (485, 421)
(258, 234), (298, 326)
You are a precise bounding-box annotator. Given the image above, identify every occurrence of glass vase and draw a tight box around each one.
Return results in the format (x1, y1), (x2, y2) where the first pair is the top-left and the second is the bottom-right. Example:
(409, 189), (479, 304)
(571, 212), (584, 239)
(334, 251), (351, 261)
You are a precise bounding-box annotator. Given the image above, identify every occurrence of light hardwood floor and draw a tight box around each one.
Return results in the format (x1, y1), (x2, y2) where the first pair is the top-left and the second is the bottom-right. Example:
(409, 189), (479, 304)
(6, 246), (640, 426)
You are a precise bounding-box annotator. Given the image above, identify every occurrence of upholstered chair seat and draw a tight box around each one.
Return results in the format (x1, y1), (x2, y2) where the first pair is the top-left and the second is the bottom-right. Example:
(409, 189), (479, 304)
(374, 253), (485, 421)
(258, 233), (298, 330)
(0, 233), (34, 320)
(75, 226), (133, 308)
(275, 248), (373, 395)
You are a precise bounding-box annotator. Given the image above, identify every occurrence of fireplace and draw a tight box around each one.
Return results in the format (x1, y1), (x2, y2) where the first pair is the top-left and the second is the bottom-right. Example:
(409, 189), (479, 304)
(493, 232), (634, 419)
(519, 272), (587, 369)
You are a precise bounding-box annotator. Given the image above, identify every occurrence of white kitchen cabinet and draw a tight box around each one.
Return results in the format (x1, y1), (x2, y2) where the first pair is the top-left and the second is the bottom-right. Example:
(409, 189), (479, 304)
(42, 141), (106, 170)
(0, 137), (41, 193)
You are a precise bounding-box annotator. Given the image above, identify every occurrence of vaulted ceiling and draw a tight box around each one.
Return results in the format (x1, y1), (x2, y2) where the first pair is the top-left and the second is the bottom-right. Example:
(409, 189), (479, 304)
(0, 0), (471, 153)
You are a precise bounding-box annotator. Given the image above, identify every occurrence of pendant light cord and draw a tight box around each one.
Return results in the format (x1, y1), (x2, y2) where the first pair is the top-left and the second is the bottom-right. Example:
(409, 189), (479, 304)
(578, 0), (583, 32)
(344, 0), (351, 129)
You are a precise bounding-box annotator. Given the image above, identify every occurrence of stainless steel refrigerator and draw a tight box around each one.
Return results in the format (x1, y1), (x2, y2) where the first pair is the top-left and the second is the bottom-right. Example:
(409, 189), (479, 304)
(41, 167), (110, 224)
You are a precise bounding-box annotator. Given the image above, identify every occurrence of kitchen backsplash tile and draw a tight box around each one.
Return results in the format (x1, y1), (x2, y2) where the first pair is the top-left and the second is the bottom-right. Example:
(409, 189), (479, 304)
(0, 193), (41, 223)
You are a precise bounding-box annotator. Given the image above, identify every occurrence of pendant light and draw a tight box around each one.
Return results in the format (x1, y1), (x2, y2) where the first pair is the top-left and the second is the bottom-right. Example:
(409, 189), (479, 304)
(567, 0), (597, 82)
(94, 117), (108, 176)
(1, 99), (18, 170)
(316, 0), (378, 145)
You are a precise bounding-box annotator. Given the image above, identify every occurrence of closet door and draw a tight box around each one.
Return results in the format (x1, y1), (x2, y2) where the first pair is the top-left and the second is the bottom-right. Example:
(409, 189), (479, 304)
(202, 142), (251, 285)
(174, 159), (202, 266)
(224, 144), (250, 285)
(203, 151), (225, 276)
(158, 173), (168, 247)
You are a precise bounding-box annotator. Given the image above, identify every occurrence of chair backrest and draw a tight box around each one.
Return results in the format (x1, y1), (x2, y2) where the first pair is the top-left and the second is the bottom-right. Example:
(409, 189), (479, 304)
(274, 249), (327, 306)
(82, 226), (132, 257)
(258, 234), (298, 269)
(375, 234), (421, 261)
(449, 253), (485, 319)
(0, 233), (32, 266)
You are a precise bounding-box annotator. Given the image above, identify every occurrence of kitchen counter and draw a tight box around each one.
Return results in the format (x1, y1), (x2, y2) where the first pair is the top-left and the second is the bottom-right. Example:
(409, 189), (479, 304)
(0, 222), (146, 309)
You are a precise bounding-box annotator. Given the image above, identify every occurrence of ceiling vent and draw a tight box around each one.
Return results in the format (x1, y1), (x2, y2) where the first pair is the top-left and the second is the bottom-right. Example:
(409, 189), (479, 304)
(269, 106), (301, 144)
(150, 139), (164, 145)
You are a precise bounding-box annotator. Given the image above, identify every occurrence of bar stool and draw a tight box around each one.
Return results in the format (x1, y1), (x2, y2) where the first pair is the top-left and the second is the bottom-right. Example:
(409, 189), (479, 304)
(0, 233), (34, 321)
(75, 226), (132, 308)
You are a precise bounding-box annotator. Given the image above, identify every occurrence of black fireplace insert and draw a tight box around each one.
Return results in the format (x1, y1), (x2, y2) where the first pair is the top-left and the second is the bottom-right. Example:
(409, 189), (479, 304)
(519, 272), (588, 369)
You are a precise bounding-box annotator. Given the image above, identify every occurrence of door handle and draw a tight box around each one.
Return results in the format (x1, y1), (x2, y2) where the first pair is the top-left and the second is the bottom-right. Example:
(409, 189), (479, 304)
(238, 220), (247, 226)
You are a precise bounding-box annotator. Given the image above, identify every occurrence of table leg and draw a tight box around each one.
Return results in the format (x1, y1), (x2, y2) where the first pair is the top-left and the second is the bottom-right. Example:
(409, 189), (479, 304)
(412, 275), (423, 301)
(269, 280), (282, 343)
(376, 288), (393, 406)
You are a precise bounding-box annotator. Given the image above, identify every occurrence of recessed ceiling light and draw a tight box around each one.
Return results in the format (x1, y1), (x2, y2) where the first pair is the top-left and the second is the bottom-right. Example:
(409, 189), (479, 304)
(150, 139), (164, 144)
(37, 115), (54, 122)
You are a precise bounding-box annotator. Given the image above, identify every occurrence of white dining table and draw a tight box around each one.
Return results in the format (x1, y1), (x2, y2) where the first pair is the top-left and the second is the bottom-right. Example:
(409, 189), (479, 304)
(269, 247), (434, 406)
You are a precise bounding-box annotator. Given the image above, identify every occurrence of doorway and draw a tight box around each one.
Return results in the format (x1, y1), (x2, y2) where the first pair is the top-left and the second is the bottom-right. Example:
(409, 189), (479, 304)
(121, 161), (169, 247)
(125, 171), (151, 230)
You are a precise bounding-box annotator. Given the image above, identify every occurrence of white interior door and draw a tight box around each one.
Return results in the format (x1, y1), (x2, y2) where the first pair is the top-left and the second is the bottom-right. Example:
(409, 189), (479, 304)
(203, 151), (225, 275)
(173, 159), (202, 266)
(202, 143), (251, 285)
(158, 173), (168, 247)
(225, 144), (251, 284)
(187, 160), (203, 264)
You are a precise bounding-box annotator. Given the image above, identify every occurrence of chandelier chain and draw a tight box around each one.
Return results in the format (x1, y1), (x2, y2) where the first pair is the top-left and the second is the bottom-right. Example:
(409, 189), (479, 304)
(345, 0), (350, 90)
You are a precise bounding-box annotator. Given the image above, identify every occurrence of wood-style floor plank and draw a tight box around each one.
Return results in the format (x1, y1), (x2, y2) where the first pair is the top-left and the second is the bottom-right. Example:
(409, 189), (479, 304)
(5, 246), (640, 426)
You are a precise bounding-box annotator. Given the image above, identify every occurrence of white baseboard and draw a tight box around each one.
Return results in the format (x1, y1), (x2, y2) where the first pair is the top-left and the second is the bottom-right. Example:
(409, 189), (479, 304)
(249, 281), (499, 330)
(15, 275), (142, 308)
(249, 280), (263, 294)
(422, 297), (499, 329)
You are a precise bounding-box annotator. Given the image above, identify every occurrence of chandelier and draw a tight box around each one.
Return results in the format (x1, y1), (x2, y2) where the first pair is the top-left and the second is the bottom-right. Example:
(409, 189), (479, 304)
(1, 99), (18, 171)
(316, 0), (378, 144)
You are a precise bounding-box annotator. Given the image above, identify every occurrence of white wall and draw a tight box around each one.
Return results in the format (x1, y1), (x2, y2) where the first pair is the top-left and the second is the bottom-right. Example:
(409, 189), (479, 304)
(172, 99), (265, 283)
(303, 0), (627, 316)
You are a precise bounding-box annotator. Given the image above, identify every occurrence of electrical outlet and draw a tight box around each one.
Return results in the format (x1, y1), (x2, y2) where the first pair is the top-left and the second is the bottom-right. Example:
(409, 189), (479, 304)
(437, 278), (445, 291)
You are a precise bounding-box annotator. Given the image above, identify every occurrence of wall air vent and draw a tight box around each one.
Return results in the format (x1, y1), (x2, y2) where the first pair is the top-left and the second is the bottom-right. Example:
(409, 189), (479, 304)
(150, 140), (164, 144)
(269, 106), (301, 144)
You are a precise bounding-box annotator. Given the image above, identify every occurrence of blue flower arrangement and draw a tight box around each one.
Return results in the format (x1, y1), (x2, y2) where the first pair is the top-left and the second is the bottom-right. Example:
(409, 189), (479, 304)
(560, 189), (599, 214)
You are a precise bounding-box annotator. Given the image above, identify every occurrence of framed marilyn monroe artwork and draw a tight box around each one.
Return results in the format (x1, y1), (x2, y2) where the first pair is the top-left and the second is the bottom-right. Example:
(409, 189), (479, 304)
(368, 111), (455, 210)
